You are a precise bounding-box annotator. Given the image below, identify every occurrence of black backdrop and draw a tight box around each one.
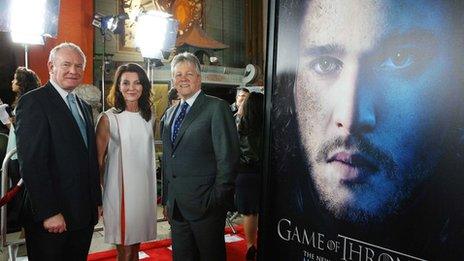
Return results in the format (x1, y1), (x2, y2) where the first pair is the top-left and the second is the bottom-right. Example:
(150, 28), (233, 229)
(258, 0), (464, 260)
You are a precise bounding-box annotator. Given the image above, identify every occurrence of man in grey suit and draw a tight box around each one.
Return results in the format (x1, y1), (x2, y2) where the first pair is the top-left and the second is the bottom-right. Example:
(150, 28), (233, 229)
(161, 52), (239, 261)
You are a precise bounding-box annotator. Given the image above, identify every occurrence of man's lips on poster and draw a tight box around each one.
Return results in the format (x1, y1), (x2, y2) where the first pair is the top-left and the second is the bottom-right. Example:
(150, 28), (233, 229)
(327, 151), (378, 183)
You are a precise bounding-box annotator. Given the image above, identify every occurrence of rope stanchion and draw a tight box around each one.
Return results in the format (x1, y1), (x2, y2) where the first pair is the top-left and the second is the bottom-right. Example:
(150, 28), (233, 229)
(1, 147), (22, 254)
(0, 178), (23, 207)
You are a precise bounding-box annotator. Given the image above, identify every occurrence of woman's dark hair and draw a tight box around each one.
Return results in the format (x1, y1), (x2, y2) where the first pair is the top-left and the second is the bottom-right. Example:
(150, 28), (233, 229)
(107, 63), (152, 121)
(167, 87), (179, 106)
(238, 92), (264, 135)
(12, 67), (41, 106)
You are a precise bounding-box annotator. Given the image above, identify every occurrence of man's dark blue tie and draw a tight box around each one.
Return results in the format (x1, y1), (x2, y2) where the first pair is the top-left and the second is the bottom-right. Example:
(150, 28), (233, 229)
(172, 102), (189, 144)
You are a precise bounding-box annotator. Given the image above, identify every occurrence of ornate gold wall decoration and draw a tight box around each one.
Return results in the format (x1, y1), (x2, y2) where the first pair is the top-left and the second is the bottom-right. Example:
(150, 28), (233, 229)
(172, 0), (203, 35)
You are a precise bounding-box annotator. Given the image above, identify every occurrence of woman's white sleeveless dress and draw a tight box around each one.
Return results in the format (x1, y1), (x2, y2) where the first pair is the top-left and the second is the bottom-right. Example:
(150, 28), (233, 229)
(101, 109), (157, 245)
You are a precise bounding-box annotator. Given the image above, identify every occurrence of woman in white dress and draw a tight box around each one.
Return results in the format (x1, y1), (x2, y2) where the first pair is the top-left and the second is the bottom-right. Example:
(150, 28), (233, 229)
(96, 63), (157, 261)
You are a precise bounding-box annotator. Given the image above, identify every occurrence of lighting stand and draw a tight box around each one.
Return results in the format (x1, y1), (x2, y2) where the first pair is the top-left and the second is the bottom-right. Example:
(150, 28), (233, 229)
(100, 28), (107, 112)
(146, 58), (152, 84)
(24, 44), (29, 68)
(145, 58), (161, 86)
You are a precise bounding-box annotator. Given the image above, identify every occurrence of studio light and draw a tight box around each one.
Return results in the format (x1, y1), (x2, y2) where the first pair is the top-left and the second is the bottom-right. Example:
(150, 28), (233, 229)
(9, 0), (47, 45)
(92, 13), (128, 35)
(92, 12), (128, 112)
(106, 17), (119, 32)
(135, 11), (178, 59)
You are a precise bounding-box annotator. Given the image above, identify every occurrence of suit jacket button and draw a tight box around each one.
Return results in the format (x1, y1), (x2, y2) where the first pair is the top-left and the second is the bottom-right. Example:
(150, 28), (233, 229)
(173, 175), (177, 179)
(172, 154), (175, 158)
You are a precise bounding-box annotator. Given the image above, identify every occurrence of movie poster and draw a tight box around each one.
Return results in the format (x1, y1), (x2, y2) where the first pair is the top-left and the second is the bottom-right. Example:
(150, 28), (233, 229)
(261, 0), (464, 260)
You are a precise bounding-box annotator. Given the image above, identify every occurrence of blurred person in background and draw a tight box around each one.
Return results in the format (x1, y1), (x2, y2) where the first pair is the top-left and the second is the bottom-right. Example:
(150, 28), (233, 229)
(231, 87), (250, 125)
(5, 67), (41, 232)
(167, 87), (181, 108)
(235, 92), (264, 260)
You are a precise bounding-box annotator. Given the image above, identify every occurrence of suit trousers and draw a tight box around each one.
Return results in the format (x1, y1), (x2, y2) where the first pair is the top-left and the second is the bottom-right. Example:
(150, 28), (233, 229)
(171, 202), (227, 261)
(24, 221), (94, 261)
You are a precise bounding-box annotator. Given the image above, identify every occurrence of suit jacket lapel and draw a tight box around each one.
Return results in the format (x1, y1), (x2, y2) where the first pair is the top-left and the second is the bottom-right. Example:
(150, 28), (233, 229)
(165, 104), (180, 148)
(172, 92), (206, 150)
(45, 83), (88, 151)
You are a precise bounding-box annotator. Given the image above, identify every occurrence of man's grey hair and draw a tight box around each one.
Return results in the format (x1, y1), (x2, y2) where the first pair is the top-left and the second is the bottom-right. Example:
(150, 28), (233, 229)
(48, 42), (86, 68)
(171, 52), (201, 77)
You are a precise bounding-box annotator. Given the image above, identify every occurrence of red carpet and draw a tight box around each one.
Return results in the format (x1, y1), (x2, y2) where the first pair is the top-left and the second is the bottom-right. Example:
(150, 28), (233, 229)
(87, 226), (247, 261)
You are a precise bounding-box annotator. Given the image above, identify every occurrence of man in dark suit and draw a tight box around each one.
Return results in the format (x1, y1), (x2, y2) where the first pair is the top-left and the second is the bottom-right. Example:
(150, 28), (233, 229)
(15, 42), (102, 260)
(161, 52), (239, 261)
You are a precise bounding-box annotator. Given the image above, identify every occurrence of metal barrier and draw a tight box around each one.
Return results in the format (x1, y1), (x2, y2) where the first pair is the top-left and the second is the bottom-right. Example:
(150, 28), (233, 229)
(226, 211), (238, 234)
(0, 148), (25, 261)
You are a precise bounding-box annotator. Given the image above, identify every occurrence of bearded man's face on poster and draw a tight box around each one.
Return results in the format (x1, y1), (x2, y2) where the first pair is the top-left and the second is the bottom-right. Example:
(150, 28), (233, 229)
(294, 0), (464, 223)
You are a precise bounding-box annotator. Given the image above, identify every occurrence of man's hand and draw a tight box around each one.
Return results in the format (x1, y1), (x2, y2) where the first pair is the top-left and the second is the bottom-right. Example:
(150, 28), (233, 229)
(43, 213), (67, 233)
